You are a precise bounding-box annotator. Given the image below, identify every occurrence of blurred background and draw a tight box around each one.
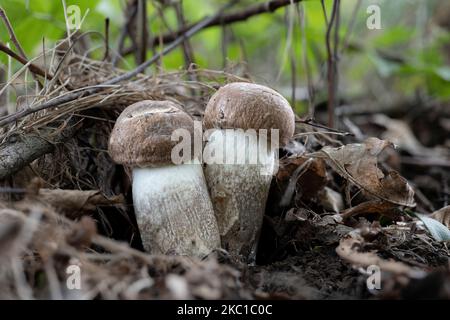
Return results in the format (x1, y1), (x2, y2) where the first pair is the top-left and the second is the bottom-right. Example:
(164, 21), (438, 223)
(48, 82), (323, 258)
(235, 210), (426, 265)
(1, 0), (449, 117)
(0, 1), (449, 300)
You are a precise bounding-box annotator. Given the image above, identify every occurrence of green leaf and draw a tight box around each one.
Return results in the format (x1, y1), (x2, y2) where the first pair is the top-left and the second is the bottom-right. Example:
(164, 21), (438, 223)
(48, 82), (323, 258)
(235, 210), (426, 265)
(368, 52), (401, 77)
(434, 66), (450, 82)
(415, 213), (450, 242)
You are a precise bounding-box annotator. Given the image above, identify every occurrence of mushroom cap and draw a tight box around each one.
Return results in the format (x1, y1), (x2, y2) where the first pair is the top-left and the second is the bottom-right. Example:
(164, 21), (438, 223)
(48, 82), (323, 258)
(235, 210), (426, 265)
(109, 100), (194, 167)
(203, 82), (295, 146)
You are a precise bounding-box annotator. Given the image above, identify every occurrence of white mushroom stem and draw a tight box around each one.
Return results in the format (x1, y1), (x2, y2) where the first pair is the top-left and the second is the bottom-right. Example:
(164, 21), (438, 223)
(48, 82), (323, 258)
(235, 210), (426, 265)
(203, 129), (277, 261)
(132, 161), (221, 258)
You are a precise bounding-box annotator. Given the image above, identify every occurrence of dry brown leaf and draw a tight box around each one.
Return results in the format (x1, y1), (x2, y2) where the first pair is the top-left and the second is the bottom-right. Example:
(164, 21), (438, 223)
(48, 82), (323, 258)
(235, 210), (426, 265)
(0, 209), (25, 256)
(336, 232), (424, 277)
(276, 156), (328, 202)
(33, 189), (125, 218)
(340, 200), (399, 221)
(372, 114), (427, 156)
(317, 187), (344, 213)
(316, 137), (415, 207)
(430, 205), (450, 229)
(66, 216), (98, 249)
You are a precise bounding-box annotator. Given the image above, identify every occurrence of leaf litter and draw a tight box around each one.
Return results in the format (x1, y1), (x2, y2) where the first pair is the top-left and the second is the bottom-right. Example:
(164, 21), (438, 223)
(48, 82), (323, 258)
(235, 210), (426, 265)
(0, 36), (449, 300)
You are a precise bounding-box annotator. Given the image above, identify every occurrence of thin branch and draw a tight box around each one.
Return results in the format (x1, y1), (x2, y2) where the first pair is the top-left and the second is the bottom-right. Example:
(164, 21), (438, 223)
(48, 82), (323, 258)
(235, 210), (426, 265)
(0, 7), (28, 61)
(0, 119), (82, 179)
(296, 117), (352, 135)
(324, 0), (340, 128)
(320, 0), (328, 25)
(0, 42), (54, 80)
(341, 0), (362, 54)
(122, 0), (305, 55)
(296, 3), (315, 118)
(332, 0), (340, 122)
(0, 1), (237, 128)
(0, 6), (42, 87)
(136, 0), (148, 64)
(173, 0), (196, 68)
(103, 18), (110, 61)
(112, 0), (139, 66)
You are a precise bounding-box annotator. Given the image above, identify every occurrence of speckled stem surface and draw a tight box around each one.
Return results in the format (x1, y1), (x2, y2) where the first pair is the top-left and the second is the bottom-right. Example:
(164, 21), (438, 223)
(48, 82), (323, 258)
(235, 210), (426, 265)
(132, 163), (221, 258)
(204, 130), (275, 261)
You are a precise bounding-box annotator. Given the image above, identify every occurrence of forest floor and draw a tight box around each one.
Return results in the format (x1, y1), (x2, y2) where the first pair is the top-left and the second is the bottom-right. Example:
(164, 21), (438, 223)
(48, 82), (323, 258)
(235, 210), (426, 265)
(0, 50), (449, 300)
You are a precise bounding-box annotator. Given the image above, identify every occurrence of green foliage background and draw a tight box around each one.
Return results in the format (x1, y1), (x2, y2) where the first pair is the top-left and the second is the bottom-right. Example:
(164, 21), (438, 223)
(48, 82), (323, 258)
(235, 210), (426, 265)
(0, 0), (449, 111)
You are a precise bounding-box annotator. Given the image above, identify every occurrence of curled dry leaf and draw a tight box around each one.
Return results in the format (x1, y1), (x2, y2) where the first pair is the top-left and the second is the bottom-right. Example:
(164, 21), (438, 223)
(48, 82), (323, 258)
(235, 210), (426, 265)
(32, 189), (125, 218)
(430, 205), (450, 229)
(371, 114), (427, 156)
(276, 156), (328, 204)
(336, 232), (424, 278)
(315, 137), (415, 207)
(317, 187), (344, 213)
(340, 200), (399, 221)
(66, 216), (98, 249)
(0, 209), (25, 256)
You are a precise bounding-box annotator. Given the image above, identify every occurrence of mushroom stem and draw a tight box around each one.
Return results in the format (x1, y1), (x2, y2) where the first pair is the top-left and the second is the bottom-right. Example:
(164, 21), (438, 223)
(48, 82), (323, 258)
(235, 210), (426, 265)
(132, 162), (220, 257)
(204, 129), (276, 262)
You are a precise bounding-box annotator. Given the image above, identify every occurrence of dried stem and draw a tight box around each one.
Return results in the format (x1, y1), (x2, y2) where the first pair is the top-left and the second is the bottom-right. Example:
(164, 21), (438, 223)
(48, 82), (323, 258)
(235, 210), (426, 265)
(136, 0), (148, 64)
(173, 0), (196, 69)
(324, 0), (340, 128)
(103, 18), (110, 61)
(0, 7), (42, 87)
(112, 0), (138, 66)
(0, 2), (237, 128)
(0, 42), (54, 80)
(122, 0), (305, 55)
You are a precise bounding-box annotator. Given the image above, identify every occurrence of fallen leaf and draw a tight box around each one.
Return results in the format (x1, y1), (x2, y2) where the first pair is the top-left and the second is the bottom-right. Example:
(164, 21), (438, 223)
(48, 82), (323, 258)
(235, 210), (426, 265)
(415, 213), (450, 242)
(340, 200), (400, 221)
(371, 114), (428, 156)
(336, 231), (424, 278)
(66, 216), (98, 248)
(33, 189), (125, 218)
(314, 137), (415, 207)
(276, 156), (328, 205)
(430, 205), (450, 229)
(317, 187), (344, 213)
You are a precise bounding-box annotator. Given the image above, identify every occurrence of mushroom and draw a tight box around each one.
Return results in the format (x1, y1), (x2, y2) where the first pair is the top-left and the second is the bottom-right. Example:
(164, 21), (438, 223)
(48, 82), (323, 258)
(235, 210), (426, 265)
(109, 100), (220, 258)
(203, 82), (295, 261)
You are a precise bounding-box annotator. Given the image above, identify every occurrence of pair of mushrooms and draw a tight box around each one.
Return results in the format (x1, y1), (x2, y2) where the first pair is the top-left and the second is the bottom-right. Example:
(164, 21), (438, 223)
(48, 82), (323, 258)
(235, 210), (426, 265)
(109, 82), (295, 261)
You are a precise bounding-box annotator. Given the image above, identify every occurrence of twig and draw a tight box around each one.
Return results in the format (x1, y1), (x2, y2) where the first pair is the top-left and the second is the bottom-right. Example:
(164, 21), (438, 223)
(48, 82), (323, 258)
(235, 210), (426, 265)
(0, 119), (82, 179)
(296, 117), (352, 135)
(341, 0), (361, 54)
(136, 0), (148, 64)
(122, 0), (305, 55)
(296, 3), (314, 118)
(0, 1), (237, 128)
(112, 0), (138, 66)
(324, 0), (340, 128)
(0, 6), (42, 87)
(221, 25), (229, 69)
(320, 0), (328, 25)
(332, 0), (340, 123)
(103, 18), (110, 61)
(0, 7), (28, 62)
(0, 67), (5, 110)
(0, 42), (54, 80)
(401, 156), (450, 168)
(173, 0), (196, 68)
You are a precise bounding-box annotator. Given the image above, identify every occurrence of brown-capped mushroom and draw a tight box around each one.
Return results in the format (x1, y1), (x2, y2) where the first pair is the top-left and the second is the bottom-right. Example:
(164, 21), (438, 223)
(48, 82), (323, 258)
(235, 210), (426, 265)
(109, 100), (220, 258)
(203, 82), (295, 262)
